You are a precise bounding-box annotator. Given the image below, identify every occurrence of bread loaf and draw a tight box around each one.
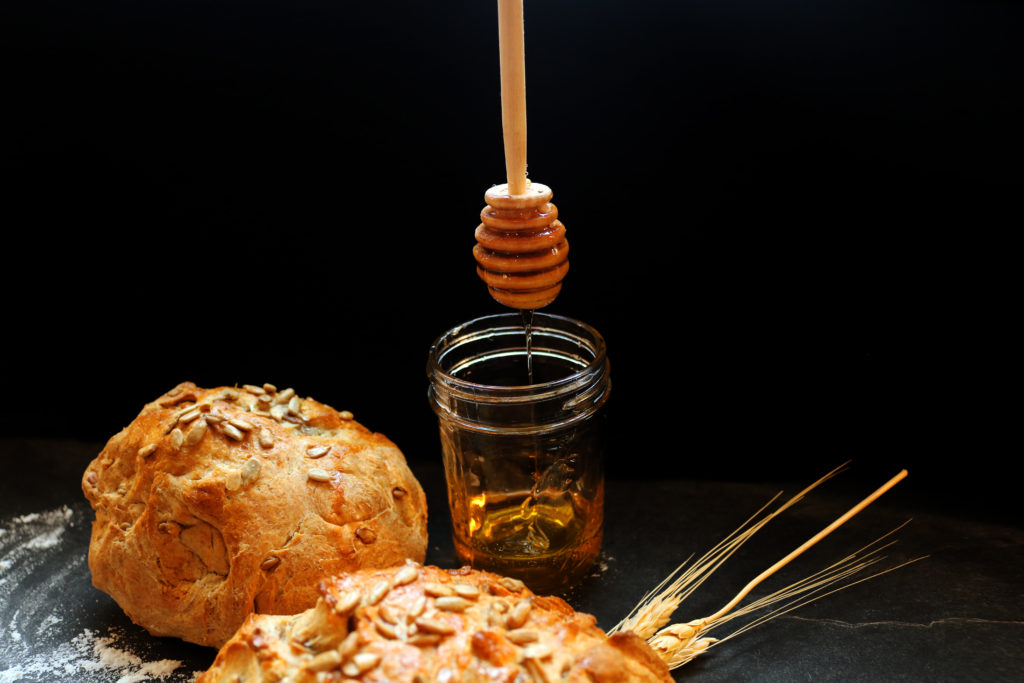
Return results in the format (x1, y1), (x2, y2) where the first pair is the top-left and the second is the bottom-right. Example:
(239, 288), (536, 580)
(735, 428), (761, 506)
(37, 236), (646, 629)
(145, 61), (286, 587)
(82, 382), (428, 647)
(197, 562), (672, 682)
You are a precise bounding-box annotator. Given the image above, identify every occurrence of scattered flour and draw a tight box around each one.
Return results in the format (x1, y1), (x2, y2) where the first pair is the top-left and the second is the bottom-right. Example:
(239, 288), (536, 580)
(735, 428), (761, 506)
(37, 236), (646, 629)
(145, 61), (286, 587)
(0, 506), (198, 683)
(1, 628), (188, 683)
(590, 553), (614, 577)
(21, 529), (65, 551)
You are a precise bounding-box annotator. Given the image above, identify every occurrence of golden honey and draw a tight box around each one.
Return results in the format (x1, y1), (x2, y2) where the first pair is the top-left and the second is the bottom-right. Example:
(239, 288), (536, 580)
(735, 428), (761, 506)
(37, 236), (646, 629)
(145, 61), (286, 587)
(429, 313), (610, 594)
(451, 487), (604, 594)
(473, 182), (569, 310)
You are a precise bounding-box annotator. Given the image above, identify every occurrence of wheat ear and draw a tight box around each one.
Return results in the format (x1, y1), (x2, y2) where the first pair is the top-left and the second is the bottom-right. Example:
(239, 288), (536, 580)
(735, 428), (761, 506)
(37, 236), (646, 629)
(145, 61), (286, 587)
(646, 469), (909, 669)
(610, 461), (850, 638)
(643, 528), (912, 668)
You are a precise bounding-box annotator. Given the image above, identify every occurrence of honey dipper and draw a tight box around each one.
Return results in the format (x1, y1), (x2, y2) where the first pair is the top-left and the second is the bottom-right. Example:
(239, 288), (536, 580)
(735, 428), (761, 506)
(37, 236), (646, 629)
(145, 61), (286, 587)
(473, 0), (569, 310)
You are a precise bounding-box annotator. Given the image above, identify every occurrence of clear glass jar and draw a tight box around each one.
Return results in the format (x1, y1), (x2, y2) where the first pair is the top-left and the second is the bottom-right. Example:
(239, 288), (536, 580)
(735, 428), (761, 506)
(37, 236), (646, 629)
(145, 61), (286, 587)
(427, 312), (610, 594)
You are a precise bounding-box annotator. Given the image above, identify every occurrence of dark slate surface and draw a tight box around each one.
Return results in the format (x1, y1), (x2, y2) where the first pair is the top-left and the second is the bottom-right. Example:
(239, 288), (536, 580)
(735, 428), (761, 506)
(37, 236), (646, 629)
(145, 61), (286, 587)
(1, 438), (1021, 682)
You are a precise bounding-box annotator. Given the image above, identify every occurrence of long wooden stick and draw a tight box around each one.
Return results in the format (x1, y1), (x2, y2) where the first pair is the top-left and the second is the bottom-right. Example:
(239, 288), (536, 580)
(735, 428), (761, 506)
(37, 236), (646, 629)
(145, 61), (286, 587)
(702, 469), (909, 625)
(497, 0), (528, 195)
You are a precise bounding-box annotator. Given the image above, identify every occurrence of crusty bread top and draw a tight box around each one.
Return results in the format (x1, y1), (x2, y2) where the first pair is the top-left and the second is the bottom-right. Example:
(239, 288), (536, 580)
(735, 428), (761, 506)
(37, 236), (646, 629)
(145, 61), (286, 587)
(83, 382), (428, 647)
(197, 562), (672, 682)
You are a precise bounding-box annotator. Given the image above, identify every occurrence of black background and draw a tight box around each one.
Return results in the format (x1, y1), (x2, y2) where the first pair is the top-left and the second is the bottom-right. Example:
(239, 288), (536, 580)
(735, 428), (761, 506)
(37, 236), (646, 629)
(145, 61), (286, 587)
(1, 0), (1019, 518)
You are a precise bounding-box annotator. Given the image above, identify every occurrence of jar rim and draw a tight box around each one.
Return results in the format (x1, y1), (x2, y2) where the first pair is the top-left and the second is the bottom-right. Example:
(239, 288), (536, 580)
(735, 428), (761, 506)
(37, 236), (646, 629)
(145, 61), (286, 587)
(427, 312), (608, 397)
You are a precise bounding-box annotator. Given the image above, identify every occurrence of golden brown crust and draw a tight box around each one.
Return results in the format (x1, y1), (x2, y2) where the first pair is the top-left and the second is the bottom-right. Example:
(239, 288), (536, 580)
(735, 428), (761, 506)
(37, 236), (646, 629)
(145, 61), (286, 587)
(197, 563), (672, 683)
(573, 632), (676, 682)
(82, 382), (428, 647)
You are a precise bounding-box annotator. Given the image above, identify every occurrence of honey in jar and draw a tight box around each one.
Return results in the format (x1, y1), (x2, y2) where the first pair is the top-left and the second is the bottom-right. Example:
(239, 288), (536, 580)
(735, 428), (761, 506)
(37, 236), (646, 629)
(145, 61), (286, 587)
(428, 312), (610, 594)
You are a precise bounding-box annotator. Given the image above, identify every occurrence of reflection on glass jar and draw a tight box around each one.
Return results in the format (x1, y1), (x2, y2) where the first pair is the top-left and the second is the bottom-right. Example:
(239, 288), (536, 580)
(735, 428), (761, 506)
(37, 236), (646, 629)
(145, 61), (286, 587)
(428, 313), (610, 594)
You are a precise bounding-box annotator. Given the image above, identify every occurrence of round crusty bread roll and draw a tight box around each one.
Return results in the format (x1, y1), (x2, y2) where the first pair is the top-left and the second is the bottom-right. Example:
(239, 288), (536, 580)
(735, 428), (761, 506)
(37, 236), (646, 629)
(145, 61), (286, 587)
(82, 382), (428, 648)
(197, 562), (673, 682)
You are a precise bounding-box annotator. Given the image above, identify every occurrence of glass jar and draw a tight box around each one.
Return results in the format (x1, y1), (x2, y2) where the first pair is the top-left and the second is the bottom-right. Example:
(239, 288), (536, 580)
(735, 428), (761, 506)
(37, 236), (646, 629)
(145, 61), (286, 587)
(427, 312), (610, 594)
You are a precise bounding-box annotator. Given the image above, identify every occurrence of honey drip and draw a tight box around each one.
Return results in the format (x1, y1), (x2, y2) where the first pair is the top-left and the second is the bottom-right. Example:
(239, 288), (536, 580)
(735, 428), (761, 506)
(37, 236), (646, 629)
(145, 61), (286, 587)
(474, 182), (569, 310)
(522, 308), (534, 384)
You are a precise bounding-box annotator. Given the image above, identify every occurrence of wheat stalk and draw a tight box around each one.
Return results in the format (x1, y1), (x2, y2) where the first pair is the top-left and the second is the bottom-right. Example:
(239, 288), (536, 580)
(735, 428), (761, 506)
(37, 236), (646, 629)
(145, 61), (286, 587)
(621, 467), (919, 670)
(610, 461), (850, 639)
(707, 520), (915, 637)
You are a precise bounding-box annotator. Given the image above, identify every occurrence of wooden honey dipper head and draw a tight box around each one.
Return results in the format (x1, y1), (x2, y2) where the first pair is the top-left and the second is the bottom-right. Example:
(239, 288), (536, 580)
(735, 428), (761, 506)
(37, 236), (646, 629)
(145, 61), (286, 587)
(474, 182), (569, 310)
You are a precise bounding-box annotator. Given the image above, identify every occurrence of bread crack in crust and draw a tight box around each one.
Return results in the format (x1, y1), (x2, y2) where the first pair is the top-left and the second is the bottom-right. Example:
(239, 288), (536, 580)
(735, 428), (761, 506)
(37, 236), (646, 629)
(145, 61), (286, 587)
(82, 382), (428, 647)
(198, 563), (672, 682)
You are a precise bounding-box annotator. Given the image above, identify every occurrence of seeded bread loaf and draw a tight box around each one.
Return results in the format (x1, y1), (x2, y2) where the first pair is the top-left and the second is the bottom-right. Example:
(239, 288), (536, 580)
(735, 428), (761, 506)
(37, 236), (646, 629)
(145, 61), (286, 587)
(196, 562), (673, 683)
(82, 382), (428, 648)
